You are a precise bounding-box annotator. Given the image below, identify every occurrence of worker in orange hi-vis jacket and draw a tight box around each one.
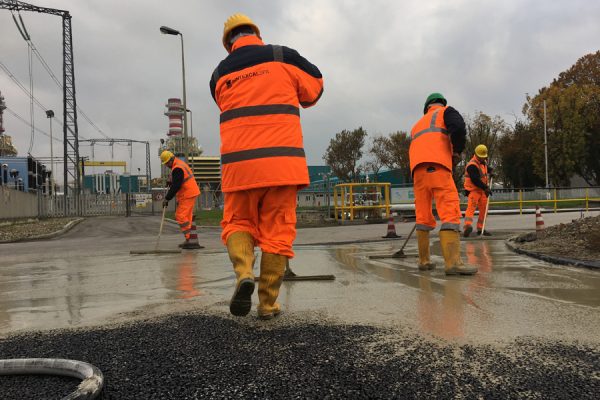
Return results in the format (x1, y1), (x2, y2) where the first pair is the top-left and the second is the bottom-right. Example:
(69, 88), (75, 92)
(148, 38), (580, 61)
(160, 150), (202, 250)
(210, 13), (323, 319)
(463, 144), (493, 237)
(409, 93), (477, 276)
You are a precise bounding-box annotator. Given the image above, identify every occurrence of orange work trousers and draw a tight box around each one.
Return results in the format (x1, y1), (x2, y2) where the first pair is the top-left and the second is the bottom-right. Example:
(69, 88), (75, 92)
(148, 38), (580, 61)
(175, 196), (197, 240)
(464, 190), (488, 230)
(413, 163), (461, 232)
(221, 185), (298, 258)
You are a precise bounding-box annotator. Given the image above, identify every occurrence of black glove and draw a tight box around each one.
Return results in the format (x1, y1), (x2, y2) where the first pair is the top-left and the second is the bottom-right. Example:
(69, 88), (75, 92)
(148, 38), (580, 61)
(464, 190), (470, 197)
(484, 187), (492, 197)
(162, 199), (169, 208)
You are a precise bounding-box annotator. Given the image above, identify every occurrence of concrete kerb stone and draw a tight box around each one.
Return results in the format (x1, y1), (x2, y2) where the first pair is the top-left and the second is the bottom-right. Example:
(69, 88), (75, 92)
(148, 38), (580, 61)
(505, 238), (600, 270)
(0, 218), (85, 244)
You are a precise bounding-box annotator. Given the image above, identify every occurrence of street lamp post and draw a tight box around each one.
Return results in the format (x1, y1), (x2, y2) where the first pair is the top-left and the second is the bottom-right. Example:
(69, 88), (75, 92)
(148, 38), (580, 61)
(543, 100), (549, 189)
(186, 108), (193, 145)
(160, 25), (189, 163)
(45, 110), (55, 195)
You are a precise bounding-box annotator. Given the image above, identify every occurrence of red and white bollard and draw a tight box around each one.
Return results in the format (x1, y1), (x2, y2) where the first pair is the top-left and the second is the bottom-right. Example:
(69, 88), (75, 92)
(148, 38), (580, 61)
(535, 206), (545, 231)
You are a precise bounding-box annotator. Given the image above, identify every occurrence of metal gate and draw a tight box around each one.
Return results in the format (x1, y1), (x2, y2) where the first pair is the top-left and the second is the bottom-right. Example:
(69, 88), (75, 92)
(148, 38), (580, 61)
(39, 193), (127, 217)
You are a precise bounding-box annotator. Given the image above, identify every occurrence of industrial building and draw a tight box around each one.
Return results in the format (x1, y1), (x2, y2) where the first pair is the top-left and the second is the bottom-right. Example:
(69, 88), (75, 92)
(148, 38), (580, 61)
(0, 156), (53, 193)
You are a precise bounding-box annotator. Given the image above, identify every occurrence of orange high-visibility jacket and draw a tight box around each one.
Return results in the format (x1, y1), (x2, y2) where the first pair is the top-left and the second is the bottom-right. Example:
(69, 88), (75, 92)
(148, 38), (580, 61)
(210, 35), (324, 192)
(409, 105), (453, 173)
(172, 158), (200, 200)
(464, 155), (488, 192)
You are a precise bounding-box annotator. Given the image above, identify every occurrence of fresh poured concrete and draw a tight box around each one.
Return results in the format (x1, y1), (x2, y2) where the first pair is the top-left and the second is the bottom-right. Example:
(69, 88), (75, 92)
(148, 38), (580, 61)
(1, 211), (598, 345)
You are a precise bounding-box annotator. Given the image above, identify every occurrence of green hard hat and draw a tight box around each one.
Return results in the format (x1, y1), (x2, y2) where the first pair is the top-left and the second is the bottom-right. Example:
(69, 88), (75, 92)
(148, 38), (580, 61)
(423, 92), (447, 114)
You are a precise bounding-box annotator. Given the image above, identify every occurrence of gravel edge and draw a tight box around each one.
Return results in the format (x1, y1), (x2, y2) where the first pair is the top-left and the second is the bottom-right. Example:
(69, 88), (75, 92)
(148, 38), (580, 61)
(0, 218), (84, 244)
(505, 239), (600, 270)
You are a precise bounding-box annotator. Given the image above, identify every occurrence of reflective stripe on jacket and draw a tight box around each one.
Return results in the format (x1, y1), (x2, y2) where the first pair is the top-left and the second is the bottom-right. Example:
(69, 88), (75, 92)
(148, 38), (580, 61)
(172, 158), (200, 200)
(210, 35), (323, 192)
(409, 105), (453, 173)
(464, 155), (488, 192)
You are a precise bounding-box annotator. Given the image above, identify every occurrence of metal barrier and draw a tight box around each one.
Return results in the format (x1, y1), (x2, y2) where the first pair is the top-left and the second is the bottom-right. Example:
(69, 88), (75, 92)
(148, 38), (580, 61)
(333, 183), (391, 221)
(389, 186), (600, 214)
(39, 193), (128, 217)
(463, 187), (600, 214)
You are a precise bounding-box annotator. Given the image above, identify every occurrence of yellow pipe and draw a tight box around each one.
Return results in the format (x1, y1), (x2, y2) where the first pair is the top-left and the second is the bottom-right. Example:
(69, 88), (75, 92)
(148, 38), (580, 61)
(519, 190), (522, 215)
(349, 185), (354, 221)
(554, 188), (557, 213)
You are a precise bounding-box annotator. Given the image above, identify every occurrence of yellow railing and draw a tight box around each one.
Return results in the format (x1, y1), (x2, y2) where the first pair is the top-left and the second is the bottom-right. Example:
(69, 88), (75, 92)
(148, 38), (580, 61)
(334, 182), (391, 221)
(458, 188), (600, 214)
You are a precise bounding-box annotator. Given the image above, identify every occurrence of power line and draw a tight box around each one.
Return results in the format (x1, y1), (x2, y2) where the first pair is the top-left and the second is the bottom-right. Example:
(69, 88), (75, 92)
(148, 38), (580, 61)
(4, 105), (89, 143)
(23, 34), (111, 139)
(2, 26), (112, 140)
(0, 60), (63, 129)
(27, 42), (34, 153)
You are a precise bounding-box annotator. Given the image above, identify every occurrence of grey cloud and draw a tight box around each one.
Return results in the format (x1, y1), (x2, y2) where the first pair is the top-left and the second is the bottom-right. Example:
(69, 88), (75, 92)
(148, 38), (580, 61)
(1, 0), (598, 175)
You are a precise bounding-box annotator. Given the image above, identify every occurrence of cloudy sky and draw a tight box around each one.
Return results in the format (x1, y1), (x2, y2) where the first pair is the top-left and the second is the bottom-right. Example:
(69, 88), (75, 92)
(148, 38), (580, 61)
(1, 0), (599, 182)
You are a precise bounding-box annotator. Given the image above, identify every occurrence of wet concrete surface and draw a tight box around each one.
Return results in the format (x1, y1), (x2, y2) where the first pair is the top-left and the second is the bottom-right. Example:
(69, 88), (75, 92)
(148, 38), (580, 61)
(1, 213), (600, 398)
(0, 213), (599, 344)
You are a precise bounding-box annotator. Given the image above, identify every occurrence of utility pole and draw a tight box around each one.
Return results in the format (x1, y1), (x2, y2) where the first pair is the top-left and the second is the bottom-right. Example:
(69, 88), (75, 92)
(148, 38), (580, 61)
(46, 110), (55, 195)
(543, 100), (549, 188)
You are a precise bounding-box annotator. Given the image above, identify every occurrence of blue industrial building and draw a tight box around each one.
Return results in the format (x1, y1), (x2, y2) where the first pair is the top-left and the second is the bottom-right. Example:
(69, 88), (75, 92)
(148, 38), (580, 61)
(0, 156), (52, 193)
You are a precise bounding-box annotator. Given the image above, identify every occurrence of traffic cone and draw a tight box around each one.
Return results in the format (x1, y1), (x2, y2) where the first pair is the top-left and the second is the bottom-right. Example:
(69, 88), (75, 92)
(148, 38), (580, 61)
(382, 216), (400, 238)
(535, 206), (545, 231)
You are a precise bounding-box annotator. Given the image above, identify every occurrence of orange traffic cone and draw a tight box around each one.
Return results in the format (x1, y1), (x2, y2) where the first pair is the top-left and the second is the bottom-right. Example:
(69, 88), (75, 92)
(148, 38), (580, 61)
(535, 206), (545, 231)
(382, 216), (400, 238)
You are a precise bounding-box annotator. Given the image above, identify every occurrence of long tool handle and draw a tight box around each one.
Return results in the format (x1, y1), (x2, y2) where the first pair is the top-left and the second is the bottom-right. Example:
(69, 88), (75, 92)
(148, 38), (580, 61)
(394, 223), (417, 255)
(480, 178), (493, 235)
(155, 206), (167, 251)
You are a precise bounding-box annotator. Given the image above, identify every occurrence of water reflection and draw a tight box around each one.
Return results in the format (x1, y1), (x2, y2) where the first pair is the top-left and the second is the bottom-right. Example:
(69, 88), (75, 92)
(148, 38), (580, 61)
(176, 252), (201, 299)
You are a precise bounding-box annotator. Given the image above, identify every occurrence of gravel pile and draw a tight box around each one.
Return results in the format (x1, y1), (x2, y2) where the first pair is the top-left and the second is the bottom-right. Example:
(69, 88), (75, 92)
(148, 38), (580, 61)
(516, 215), (600, 262)
(1, 312), (598, 399)
(0, 218), (78, 242)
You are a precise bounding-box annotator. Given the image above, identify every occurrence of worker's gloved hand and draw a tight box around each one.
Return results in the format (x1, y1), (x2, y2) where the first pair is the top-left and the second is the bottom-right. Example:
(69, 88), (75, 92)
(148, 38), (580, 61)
(484, 187), (492, 197)
(162, 199), (169, 208)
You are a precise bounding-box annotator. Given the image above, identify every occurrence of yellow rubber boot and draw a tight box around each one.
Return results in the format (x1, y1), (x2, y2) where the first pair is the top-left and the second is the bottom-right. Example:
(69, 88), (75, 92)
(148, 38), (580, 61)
(257, 252), (286, 320)
(417, 230), (436, 271)
(226, 231), (256, 316)
(439, 230), (478, 276)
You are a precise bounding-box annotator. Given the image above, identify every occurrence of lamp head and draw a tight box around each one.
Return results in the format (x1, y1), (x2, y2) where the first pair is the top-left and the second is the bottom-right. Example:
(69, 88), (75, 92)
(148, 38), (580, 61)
(160, 26), (180, 35)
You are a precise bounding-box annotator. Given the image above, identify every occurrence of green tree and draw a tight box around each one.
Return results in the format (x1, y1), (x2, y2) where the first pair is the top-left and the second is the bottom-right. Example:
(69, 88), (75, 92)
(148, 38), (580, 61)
(523, 51), (600, 186)
(323, 127), (367, 182)
(497, 120), (545, 187)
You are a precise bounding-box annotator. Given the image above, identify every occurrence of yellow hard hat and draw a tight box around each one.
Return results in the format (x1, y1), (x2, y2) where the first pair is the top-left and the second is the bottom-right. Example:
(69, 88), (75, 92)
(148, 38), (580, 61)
(222, 13), (260, 52)
(160, 150), (174, 165)
(475, 144), (488, 158)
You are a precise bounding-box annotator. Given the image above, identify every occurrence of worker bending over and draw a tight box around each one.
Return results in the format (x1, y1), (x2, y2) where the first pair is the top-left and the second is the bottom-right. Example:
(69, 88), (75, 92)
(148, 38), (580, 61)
(160, 150), (202, 249)
(463, 144), (492, 237)
(409, 93), (477, 275)
(210, 14), (323, 319)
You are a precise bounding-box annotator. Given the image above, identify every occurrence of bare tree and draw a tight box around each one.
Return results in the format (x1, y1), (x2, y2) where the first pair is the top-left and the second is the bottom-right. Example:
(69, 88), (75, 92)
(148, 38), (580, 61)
(367, 135), (390, 181)
(387, 131), (411, 182)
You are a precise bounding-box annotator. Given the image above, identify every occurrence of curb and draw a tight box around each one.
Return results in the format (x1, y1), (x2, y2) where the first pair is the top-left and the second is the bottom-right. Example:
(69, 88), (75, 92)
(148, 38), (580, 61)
(504, 239), (600, 270)
(0, 218), (85, 244)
